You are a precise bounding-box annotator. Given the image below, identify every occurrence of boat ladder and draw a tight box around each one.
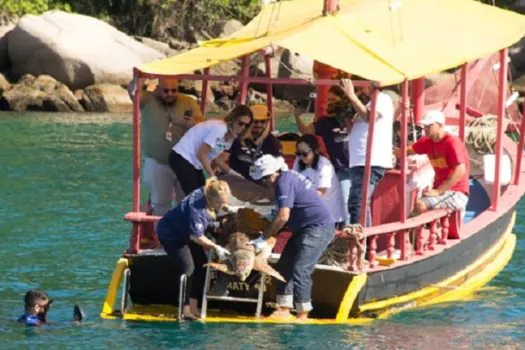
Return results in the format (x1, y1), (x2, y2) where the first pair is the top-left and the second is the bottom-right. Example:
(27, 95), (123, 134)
(200, 253), (266, 319)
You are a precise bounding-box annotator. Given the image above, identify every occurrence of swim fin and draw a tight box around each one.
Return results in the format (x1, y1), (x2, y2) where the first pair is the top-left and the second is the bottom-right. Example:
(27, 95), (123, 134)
(73, 304), (85, 322)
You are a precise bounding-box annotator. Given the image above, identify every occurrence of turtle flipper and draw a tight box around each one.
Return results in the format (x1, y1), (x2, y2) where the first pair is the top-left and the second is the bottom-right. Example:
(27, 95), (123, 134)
(204, 262), (236, 275)
(73, 304), (85, 322)
(253, 259), (285, 282)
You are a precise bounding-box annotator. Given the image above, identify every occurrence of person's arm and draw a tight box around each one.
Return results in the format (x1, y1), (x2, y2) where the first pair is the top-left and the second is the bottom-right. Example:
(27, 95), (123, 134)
(293, 107), (315, 134)
(393, 144), (416, 158)
(213, 152), (231, 173)
(127, 78), (152, 106)
(197, 143), (216, 177)
(185, 97), (205, 127)
(262, 207), (290, 239)
(191, 234), (221, 250)
(340, 79), (378, 123)
(428, 163), (466, 195)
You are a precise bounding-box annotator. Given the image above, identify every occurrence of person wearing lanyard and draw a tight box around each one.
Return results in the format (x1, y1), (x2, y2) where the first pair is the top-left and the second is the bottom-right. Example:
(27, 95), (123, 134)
(128, 77), (204, 215)
(249, 155), (335, 320)
(156, 178), (232, 320)
(169, 105), (253, 196)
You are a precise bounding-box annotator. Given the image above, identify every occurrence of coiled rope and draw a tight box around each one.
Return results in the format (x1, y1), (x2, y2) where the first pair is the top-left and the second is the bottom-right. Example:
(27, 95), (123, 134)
(465, 114), (509, 155)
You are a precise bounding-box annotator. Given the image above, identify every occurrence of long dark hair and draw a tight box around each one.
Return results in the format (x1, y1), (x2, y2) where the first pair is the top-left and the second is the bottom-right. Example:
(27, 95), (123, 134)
(296, 134), (321, 171)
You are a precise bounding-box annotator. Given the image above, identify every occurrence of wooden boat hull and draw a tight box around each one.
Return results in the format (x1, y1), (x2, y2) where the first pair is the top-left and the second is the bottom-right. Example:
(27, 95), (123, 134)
(100, 205), (516, 323)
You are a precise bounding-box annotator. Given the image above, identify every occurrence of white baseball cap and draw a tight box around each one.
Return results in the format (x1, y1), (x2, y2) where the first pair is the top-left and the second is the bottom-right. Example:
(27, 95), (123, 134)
(250, 155), (288, 181)
(418, 110), (445, 126)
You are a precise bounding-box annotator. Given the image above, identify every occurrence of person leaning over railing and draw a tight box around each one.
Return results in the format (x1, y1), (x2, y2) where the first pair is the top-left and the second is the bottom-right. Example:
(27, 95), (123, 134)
(169, 105), (253, 196)
(156, 178), (232, 320)
(128, 77), (204, 216)
(395, 110), (470, 214)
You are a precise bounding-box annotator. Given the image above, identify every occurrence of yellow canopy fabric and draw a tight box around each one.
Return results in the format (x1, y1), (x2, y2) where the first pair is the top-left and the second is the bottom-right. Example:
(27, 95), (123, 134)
(138, 0), (525, 85)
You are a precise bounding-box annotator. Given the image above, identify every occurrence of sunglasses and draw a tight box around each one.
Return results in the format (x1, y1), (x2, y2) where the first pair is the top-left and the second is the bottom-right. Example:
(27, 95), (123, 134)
(296, 150), (311, 157)
(238, 120), (251, 128)
(163, 88), (178, 94)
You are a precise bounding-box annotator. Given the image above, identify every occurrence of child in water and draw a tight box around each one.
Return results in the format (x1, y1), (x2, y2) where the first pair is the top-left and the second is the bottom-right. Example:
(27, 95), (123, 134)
(17, 289), (84, 326)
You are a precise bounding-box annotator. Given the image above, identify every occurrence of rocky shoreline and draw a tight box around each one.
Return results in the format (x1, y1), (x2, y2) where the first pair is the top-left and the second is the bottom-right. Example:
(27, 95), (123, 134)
(0, 11), (311, 114)
(3, 8), (525, 114)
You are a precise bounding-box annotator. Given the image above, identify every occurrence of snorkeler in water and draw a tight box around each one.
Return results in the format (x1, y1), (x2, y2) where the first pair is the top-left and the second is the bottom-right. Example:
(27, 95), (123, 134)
(17, 289), (85, 326)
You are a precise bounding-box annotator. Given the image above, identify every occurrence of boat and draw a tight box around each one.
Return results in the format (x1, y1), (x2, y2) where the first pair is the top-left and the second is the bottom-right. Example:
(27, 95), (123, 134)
(101, 0), (525, 324)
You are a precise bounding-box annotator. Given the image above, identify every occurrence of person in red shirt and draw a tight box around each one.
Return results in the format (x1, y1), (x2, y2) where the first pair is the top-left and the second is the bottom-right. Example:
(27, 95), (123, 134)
(404, 110), (470, 214)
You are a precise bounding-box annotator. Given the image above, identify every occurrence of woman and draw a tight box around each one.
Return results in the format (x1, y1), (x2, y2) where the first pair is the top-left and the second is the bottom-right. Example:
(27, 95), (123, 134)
(170, 104), (254, 195)
(294, 85), (353, 225)
(292, 134), (346, 227)
(156, 178), (232, 319)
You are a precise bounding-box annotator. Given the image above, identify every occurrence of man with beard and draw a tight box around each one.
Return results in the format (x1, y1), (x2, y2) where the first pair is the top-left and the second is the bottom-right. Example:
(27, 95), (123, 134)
(217, 104), (281, 203)
(294, 85), (353, 225)
(129, 78), (204, 216)
(340, 78), (394, 226)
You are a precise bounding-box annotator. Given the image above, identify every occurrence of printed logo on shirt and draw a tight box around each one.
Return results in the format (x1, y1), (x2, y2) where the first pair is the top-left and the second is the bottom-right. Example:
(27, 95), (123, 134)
(430, 157), (448, 169)
(291, 170), (313, 190)
(194, 223), (204, 232)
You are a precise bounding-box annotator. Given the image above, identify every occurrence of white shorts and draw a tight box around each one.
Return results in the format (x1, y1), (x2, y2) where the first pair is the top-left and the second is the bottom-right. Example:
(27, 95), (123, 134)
(420, 191), (469, 211)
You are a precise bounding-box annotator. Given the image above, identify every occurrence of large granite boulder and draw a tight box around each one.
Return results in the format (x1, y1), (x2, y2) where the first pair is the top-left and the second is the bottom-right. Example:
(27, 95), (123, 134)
(0, 74), (84, 112)
(78, 84), (132, 113)
(0, 23), (14, 71)
(7, 11), (163, 90)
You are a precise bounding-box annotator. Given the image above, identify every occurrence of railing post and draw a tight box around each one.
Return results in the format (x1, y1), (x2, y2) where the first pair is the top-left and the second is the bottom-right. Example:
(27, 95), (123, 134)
(439, 215), (449, 245)
(412, 77), (425, 123)
(428, 220), (437, 251)
(416, 226), (424, 255)
(368, 236), (378, 268)
(492, 48), (507, 211)
(132, 68), (142, 213)
(386, 232), (395, 259)
(400, 79), (409, 260)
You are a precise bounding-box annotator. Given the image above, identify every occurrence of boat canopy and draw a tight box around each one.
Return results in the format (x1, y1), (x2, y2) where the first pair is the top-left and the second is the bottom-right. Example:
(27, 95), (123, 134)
(138, 0), (525, 86)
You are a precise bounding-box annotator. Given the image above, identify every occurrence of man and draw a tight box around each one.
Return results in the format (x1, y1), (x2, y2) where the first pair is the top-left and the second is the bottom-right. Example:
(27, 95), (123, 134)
(129, 78), (204, 215)
(250, 155), (335, 320)
(401, 110), (469, 214)
(219, 104), (281, 203)
(17, 290), (52, 326)
(340, 78), (394, 226)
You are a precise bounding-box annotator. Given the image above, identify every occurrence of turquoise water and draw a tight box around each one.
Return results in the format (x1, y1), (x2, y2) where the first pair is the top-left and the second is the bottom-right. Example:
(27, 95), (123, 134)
(0, 112), (524, 349)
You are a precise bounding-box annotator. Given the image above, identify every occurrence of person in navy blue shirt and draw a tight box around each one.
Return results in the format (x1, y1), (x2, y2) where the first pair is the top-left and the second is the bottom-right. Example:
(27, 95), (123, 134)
(157, 178), (232, 320)
(250, 155), (335, 320)
(17, 290), (52, 326)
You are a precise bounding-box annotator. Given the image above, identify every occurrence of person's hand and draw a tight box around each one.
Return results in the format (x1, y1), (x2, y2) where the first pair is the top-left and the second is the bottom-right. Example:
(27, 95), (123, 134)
(293, 104), (303, 118)
(249, 235), (268, 253)
(423, 188), (441, 197)
(340, 78), (356, 98)
(214, 245), (231, 261)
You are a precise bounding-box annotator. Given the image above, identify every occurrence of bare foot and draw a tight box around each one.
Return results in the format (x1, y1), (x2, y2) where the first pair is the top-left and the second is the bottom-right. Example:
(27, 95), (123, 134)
(296, 311), (309, 321)
(267, 308), (293, 319)
(182, 312), (199, 321)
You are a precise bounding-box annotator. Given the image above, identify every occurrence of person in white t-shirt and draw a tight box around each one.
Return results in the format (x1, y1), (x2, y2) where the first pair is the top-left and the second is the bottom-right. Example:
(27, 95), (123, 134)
(170, 105), (254, 196)
(292, 134), (346, 227)
(341, 78), (394, 226)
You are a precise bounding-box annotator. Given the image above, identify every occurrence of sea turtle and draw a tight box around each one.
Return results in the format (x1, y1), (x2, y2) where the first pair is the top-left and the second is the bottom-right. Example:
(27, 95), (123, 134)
(206, 231), (285, 282)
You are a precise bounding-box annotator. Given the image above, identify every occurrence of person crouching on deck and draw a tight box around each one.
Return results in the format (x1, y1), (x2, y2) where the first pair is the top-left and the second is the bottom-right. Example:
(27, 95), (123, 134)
(250, 155), (335, 320)
(218, 104), (282, 203)
(170, 105), (253, 196)
(398, 110), (470, 214)
(292, 134), (346, 228)
(156, 178), (232, 320)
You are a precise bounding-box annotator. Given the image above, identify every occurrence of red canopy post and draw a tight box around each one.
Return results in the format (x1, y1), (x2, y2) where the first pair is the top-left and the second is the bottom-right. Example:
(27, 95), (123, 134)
(399, 80), (409, 260)
(237, 55), (250, 104)
(264, 54), (275, 130)
(459, 64), (468, 141)
(200, 67), (210, 114)
(491, 48), (508, 210)
(514, 97), (525, 185)
(412, 77), (425, 123)
(132, 68), (142, 213)
(359, 87), (378, 226)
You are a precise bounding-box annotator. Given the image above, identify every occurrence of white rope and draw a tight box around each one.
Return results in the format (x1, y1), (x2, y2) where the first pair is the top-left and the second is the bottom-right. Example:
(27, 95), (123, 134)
(465, 114), (509, 154)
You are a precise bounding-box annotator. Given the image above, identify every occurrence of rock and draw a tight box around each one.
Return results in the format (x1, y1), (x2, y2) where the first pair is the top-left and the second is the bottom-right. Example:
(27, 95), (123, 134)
(135, 36), (178, 57)
(211, 19), (243, 38)
(0, 74), (84, 112)
(0, 23), (14, 71)
(7, 11), (164, 90)
(82, 84), (132, 113)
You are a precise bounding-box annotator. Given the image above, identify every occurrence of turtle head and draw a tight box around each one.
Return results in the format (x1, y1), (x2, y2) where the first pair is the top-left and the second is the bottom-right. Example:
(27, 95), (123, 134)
(233, 253), (254, 281)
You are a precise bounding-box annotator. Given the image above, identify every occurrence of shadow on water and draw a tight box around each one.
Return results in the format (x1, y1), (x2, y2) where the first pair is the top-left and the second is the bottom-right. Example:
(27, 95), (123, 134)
(0, 112), (524, 349)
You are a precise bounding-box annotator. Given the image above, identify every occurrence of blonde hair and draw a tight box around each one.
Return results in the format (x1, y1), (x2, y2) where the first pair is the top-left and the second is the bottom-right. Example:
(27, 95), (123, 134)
(204, 178), (231, 217)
